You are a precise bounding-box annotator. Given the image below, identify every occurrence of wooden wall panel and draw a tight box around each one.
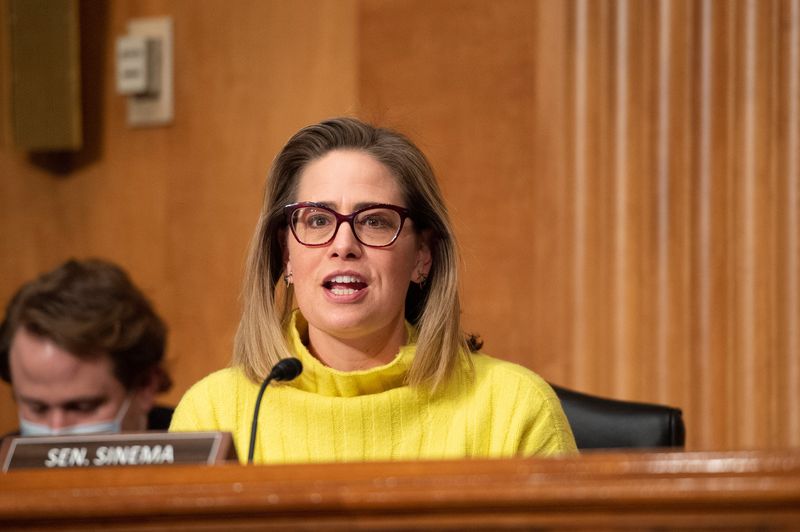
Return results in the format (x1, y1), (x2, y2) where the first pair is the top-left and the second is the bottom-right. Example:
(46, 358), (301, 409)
(1, 0), (797, 452)
(782, 0), (800, 447)
(360, 0), (800, 450)
(0, 0), (357, 434)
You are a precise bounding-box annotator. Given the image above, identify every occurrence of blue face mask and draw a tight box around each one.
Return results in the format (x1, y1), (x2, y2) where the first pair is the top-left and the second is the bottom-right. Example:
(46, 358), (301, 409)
(19, 396), (132, 437)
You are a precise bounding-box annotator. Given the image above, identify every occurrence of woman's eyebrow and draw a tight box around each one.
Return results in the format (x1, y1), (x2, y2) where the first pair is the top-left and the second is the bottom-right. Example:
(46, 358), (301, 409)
(309, 201), (385, 211)
(353, 202), (383, 210)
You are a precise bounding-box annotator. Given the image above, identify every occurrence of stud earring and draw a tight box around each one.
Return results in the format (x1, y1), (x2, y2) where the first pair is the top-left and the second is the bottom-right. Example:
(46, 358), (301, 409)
(417, 272), (428, 289)
(284, 272), (293, 287)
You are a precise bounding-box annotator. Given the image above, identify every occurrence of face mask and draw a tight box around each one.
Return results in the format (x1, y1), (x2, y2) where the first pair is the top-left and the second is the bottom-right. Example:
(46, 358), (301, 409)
(19, 395), (132, 437)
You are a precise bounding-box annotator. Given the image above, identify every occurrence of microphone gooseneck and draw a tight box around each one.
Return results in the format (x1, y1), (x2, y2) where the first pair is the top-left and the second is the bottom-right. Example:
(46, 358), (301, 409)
(247, 358), (303, 464)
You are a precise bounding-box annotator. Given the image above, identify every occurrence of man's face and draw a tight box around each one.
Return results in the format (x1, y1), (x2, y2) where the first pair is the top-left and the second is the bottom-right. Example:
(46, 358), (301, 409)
(9, 327), (148, 432)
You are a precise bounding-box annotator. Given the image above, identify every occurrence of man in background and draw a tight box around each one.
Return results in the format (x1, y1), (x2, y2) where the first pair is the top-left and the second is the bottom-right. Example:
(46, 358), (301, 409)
(0, 259), (172, 436)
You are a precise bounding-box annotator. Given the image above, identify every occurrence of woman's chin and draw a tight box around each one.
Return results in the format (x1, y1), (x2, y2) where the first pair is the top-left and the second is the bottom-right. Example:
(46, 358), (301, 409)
(305, 309), (402, 342)
(312, 316), (377, 339)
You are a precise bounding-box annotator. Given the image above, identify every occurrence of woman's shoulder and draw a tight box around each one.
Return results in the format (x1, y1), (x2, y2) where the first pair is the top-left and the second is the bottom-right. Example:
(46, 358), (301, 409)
(465, 353), (578, 454)
(170, 366), (254, 432)
(468, 352), (560, 401)
(469, 352), (548, 381)
(181, 366), (253, 400)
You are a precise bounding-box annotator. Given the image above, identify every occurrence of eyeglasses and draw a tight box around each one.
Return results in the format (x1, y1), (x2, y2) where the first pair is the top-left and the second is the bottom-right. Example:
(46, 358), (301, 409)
(284, 202), (411, 248)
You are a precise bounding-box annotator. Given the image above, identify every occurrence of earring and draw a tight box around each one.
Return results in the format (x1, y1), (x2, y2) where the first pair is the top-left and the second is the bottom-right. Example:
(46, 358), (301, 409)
(284, 272), (293, 287)
(417, 272), (428, 289)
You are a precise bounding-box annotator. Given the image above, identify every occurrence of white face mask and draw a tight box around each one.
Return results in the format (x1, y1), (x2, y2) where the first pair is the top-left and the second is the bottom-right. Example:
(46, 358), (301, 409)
(19, 395), (132, 437)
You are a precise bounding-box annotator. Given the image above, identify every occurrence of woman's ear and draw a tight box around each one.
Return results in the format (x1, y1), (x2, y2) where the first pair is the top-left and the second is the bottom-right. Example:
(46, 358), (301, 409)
(280, 228), (295, 288)
(415, 229), (434, 279)
(279, 228), (291, 270)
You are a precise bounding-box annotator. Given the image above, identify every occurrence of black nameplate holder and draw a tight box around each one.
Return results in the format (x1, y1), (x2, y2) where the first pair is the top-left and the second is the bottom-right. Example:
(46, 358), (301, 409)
(0, 431), (237, 472)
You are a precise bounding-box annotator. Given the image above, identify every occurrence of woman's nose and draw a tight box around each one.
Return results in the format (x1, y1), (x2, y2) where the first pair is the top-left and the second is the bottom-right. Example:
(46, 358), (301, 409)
(329, 221), (362, 258)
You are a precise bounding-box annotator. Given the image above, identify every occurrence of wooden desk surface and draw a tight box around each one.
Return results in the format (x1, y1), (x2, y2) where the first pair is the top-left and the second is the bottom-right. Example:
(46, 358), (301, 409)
(1, 449), (799, 530)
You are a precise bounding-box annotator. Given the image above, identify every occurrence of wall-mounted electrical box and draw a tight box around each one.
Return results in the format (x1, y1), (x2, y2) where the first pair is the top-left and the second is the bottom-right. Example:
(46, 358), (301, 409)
(9, 0), (82, 150)
(115, 17), (173, 127)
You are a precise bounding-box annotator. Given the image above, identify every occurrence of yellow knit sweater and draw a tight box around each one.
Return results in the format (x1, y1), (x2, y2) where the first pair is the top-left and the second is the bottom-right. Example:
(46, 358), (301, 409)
(170, 313), (577, 463)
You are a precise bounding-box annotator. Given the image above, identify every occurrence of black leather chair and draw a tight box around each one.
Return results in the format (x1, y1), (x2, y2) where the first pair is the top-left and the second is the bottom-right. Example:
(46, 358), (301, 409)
(551, 384), (685, 450)
(147, 405), (175, 431)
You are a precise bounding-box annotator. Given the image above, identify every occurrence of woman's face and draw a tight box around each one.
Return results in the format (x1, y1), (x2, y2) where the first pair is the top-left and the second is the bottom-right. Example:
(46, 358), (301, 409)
(285, 149), (431, 347)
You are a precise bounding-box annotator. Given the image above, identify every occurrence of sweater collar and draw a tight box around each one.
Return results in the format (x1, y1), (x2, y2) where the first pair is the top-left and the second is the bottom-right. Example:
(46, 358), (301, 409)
(286, 311), (416, 397)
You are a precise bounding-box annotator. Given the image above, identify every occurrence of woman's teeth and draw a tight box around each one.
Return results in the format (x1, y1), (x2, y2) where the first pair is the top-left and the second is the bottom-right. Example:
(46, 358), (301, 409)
(326, 275), (366, 295)
(331, 275), (361, 283)
(331, 287), (358, 295)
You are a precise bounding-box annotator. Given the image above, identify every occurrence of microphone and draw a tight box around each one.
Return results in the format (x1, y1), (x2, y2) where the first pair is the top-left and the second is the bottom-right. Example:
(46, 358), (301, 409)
(247, 358), (303, 464)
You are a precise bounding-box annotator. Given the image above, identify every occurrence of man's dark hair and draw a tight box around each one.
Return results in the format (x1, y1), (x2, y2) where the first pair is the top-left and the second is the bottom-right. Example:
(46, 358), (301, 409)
(0, 259), (171, 392)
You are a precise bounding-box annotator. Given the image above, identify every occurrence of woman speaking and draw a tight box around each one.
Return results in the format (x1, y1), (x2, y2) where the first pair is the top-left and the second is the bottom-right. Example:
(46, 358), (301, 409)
(170, 117), (576, 463)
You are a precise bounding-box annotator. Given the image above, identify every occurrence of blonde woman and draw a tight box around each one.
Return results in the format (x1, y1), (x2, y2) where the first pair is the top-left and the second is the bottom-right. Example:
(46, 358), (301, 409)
(170, 117), (576, 463)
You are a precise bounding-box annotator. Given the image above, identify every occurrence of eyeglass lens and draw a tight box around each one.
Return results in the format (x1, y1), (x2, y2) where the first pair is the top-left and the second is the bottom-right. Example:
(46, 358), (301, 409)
(290, 206), (403, 246)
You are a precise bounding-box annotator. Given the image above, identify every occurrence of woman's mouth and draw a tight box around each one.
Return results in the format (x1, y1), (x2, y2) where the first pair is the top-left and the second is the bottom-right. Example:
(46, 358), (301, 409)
(323, 275), (368, 296)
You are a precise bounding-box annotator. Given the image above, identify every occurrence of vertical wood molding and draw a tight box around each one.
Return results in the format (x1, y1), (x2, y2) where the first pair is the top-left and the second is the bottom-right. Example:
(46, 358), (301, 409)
(558, 0), (798, 448)
(655, 0), (672, 405)
(739, 0), (759, 448)
(571, 0), (590, 390)
(695, 0), (714, 448)
(612, 0), (631, 395)
(787, 0), (800, 447)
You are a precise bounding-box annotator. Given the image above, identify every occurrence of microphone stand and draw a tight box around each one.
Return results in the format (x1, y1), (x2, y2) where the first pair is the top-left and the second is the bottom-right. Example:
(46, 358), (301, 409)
(247, 358), (302, 464)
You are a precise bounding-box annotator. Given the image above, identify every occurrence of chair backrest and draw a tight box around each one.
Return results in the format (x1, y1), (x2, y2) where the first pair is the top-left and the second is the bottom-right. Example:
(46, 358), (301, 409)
(551, 384), (686, 450)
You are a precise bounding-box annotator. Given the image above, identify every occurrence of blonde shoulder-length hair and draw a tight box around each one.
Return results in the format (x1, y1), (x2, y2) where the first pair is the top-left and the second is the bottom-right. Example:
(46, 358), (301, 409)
(233, 117), (478, 388)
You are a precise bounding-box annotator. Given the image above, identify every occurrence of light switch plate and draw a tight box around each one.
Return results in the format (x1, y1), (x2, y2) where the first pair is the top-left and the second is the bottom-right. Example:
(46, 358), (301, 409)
(115, 35), (150, 95)
(125, 17), (173, 127)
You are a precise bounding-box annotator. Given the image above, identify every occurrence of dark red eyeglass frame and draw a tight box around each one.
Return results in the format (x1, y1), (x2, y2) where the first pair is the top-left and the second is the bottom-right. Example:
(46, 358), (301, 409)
(283, 202), (411, 248)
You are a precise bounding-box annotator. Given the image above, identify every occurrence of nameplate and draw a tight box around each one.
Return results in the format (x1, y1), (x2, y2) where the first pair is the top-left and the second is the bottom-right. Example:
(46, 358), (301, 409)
(0, 431), (237, 472)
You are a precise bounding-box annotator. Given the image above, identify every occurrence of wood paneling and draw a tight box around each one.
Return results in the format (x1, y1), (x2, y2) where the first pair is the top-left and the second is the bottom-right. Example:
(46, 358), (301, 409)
(0, 0), (357, 432)
(1, 0), (798, 452)
(359, 0), (800, 450)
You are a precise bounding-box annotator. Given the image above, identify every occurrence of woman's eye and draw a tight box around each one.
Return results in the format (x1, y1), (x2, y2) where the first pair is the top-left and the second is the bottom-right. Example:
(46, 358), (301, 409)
(306, 214), (332, 228)
(361, 215), (393, 229)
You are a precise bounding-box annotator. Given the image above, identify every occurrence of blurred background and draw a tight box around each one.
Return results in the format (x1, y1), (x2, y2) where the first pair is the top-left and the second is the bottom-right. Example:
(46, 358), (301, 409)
(0, 0), (798, 451)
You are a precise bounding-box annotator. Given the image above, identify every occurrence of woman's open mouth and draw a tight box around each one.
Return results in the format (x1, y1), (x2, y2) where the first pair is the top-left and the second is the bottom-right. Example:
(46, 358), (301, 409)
(323, 274), (368, 296)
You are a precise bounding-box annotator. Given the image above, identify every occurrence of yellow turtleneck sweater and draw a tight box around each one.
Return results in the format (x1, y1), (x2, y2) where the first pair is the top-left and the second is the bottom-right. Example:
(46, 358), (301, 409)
(169, 313), (577, 463)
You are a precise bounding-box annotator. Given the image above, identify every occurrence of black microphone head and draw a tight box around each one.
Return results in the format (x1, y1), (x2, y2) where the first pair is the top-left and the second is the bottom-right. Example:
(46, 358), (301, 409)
(269, 358), (303, 382)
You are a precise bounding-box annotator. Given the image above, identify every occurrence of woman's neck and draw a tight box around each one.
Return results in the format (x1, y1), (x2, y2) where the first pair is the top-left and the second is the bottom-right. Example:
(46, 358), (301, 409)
(306, 316), (407, 371)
